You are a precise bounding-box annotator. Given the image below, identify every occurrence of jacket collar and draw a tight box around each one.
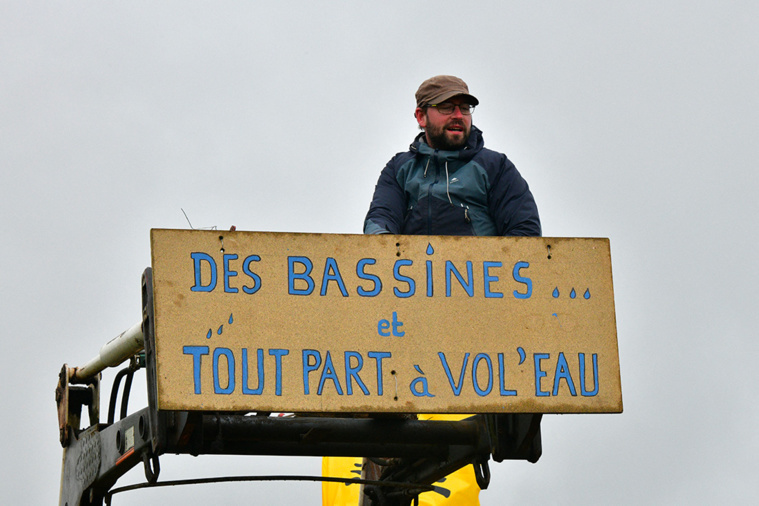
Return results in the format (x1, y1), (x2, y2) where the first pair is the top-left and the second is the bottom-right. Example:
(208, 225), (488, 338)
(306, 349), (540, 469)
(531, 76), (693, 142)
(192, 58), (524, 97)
(410, 125), (484, 161)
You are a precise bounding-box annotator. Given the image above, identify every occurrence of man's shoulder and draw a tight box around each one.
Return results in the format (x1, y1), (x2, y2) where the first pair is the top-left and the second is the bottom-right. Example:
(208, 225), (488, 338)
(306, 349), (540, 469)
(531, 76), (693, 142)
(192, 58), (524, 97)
(384, 150), (417, 171)
(471, 146), (512, 169)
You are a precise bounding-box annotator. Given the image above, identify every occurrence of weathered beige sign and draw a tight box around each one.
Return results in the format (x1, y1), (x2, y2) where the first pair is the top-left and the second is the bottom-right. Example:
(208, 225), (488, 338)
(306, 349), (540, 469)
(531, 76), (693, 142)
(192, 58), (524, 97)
(150, 229), (622, 414)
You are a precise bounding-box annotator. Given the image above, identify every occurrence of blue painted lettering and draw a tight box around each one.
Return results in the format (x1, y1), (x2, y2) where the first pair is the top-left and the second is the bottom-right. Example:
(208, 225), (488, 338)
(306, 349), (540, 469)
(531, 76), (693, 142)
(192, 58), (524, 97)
(393, 260), (415, 297)
(241, 255), (261, 294)
(552, 352), (577, 396)
(438, 352), (470, 396)
(512, 261), (532, 299)
(410, 365), (435, 397)
(579, 353), (599, 396)
(498, 353), (517, 396)
(268, 349), (289, 396)
(288, 256), (315, 295)
(356, 258), (382, 297)
(391, 312), (405, 336)
(483, 261), (503, 298)
(302, 349), (321, 395)
(534, 353), (550, 397)
(303, 350), (390, 396)
(320, 257), (349, 297)
(213, 347), (235, 394)
(472, 353), (493, 396)
(191, 253), (217, 292)
(185, 346), (290, 396)
(317, 351), (344, 395)
(223, 254), (238, 293)
(345, 351), (370, 395)
(183, 345), (209, 394)
(241, 348), (264, 395)
(445, 261), (474, 297)
(532, 352), (599, 397)
(426, 259), (434, 297)
(368, 351), (391, 396)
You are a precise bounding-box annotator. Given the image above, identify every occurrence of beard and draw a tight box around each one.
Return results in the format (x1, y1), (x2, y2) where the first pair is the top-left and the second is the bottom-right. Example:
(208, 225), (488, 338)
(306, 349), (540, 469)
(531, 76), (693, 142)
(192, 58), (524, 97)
(425, 119), (470, 150)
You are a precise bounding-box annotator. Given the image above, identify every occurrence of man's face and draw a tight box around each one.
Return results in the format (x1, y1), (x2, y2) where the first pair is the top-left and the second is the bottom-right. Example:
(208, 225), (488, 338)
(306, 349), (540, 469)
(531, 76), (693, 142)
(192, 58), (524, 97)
(415, 96), (473, 150)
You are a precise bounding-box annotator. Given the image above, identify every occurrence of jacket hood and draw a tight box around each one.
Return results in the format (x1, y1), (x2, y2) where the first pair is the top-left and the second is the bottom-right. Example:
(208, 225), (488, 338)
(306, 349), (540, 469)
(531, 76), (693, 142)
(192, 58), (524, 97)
(410, 125), (485, 162)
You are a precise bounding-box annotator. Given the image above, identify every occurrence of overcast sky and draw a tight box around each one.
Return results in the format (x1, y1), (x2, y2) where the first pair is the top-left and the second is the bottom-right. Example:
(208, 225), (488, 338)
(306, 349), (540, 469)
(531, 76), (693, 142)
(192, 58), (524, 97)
(2, 1), (758, 504)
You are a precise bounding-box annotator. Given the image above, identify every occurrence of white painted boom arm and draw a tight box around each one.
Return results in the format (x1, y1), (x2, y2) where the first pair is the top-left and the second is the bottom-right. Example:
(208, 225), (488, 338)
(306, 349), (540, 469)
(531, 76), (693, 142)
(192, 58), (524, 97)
(73, 322), (144, 381)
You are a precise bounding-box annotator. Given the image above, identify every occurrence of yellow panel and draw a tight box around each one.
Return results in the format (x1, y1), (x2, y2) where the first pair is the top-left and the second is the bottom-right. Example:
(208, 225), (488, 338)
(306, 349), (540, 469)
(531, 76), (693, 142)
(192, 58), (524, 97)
(150, 229), (622, 414)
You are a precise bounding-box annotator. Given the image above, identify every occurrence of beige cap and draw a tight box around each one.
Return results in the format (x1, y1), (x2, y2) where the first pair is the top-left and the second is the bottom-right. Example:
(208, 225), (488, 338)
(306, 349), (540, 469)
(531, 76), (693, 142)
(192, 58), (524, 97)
(415, 75), (479, 107)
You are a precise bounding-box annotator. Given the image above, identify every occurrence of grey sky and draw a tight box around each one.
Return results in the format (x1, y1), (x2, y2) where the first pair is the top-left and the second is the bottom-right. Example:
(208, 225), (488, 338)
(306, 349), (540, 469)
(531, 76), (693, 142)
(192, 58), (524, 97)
(2, 1), (757, 504)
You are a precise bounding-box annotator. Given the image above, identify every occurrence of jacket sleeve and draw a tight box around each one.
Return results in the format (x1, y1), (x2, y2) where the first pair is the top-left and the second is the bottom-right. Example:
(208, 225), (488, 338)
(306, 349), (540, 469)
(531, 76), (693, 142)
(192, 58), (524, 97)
(363, 156), (408, 234)
(487, 154), (542, 237)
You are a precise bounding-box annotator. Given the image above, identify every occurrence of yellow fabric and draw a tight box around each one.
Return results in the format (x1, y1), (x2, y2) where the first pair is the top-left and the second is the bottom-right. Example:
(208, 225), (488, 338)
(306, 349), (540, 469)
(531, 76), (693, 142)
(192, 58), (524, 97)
(322, 455), (362, 505)
(322, 414), (480, 505)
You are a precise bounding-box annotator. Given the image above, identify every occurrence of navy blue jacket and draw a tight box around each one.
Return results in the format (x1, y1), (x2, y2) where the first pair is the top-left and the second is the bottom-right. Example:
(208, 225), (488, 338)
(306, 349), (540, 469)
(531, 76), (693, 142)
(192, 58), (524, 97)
(364, 127), (541, 236)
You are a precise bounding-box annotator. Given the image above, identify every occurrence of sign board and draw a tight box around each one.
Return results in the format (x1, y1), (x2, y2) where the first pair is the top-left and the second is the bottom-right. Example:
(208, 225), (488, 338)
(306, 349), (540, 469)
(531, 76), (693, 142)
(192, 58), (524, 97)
(150, 229), (622, 414)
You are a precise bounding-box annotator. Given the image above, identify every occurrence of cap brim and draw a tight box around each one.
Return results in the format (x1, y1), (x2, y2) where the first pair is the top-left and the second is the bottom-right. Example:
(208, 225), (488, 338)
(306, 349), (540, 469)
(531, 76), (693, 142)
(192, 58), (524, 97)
(428, 91), (479, 106)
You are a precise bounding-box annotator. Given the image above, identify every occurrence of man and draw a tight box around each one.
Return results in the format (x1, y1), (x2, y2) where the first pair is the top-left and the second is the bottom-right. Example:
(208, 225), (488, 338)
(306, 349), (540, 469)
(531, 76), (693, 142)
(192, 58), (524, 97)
(342, 76), (541, 505)
(364, 75), (541, 237)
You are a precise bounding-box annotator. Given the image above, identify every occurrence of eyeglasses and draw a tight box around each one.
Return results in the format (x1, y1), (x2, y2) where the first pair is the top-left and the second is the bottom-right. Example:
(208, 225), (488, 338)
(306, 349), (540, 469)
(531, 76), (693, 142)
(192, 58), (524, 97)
(428, 103), (475, 115)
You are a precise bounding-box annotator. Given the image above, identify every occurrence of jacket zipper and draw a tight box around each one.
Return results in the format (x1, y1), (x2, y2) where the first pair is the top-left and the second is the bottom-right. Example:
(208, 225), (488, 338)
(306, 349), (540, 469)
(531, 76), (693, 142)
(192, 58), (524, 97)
(426, 153), (439, 234)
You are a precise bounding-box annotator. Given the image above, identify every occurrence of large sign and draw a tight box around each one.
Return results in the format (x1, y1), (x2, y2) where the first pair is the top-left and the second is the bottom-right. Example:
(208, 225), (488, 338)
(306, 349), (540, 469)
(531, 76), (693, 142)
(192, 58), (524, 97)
(150, 229), (622, 414)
